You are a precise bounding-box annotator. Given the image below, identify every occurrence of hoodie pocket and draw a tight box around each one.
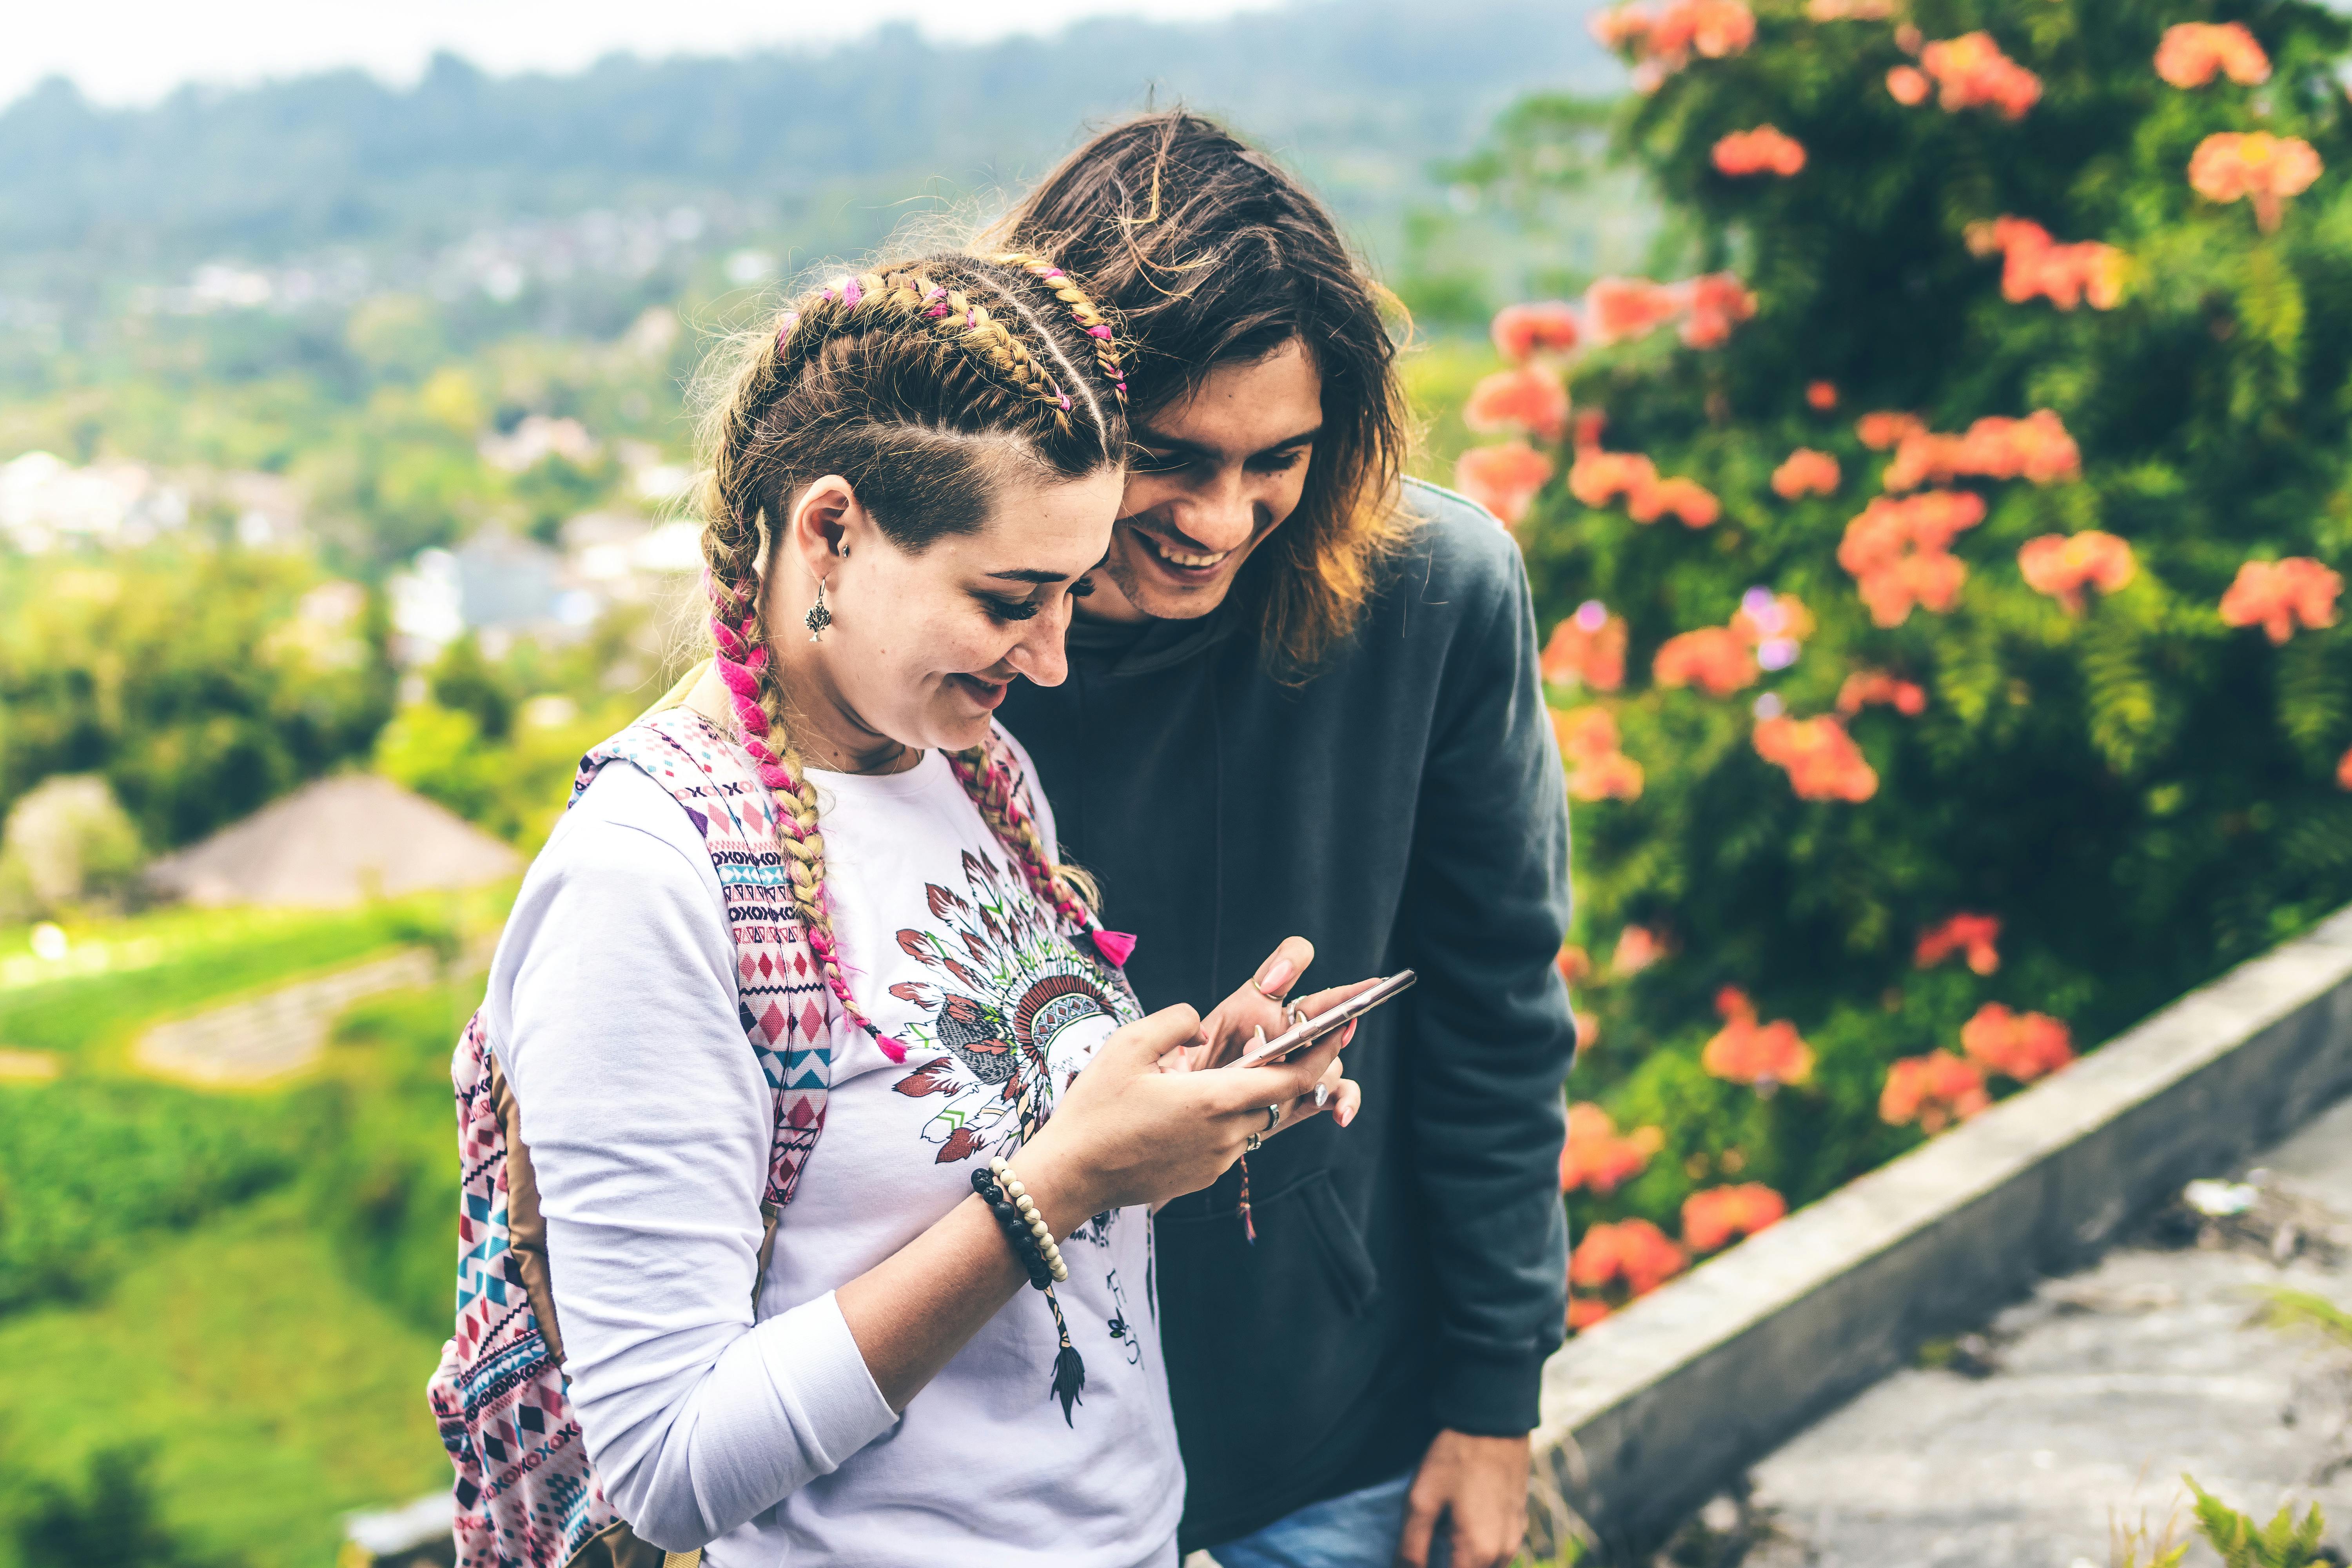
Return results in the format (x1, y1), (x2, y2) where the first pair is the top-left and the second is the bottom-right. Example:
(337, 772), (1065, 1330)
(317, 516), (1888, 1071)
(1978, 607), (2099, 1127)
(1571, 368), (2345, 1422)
(1155, 1166), (1385, 1505)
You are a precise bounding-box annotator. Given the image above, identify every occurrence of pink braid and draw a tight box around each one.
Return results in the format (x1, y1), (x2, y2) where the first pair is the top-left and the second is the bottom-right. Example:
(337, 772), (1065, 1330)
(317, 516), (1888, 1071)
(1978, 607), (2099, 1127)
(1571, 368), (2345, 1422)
(708, 597), (908, 1061)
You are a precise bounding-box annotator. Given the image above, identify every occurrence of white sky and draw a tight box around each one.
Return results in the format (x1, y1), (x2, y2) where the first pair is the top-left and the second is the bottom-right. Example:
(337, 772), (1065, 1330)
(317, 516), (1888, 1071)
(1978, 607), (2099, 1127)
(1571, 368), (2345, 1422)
(2, 0), (1275, 109)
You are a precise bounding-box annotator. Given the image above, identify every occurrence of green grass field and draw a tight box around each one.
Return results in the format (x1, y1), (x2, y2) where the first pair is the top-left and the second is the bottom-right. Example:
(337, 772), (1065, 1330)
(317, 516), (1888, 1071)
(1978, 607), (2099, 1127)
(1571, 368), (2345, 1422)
(0, 898), (499, 1568)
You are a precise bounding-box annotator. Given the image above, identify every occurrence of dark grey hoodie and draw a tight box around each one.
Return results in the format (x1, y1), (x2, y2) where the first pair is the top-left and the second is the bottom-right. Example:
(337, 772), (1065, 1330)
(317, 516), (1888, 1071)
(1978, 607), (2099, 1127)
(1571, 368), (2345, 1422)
(999, 479), (1575, 1550)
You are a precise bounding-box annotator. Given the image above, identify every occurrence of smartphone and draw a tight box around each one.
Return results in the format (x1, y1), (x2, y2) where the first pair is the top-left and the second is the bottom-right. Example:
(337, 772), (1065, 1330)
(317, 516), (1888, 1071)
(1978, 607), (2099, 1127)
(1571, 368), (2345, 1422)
(1232, 970), (1417, 1069)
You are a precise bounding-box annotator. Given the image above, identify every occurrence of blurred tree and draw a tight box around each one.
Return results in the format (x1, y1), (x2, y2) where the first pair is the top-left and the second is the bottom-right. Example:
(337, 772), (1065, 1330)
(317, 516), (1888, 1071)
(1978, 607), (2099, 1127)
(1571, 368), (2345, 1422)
(0, 549), (396, 849)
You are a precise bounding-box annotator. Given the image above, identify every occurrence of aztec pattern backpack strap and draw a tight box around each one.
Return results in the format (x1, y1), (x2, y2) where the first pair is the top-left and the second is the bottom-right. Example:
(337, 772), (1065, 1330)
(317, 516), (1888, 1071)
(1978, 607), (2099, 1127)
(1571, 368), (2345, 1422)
(428, 706), (837, 1568)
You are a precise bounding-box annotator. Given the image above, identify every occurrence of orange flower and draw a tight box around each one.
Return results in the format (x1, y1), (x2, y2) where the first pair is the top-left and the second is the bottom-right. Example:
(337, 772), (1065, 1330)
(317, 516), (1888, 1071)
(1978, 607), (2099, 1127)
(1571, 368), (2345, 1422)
(1809, 0), (1897, 18)
(1543, 601), (1629, 691)
(1916, 912), (2000, 974)
(1880, 1050), (1991, 1132)
(1612, 925), (1664, 976)
(1806, 381), (1839, 410)
(1561, 1102), (1667, 1194)
(1627, 475), (1723, 528)
(1568, 1296), (1613, 1330)
(1753, 714), (1878, 801)
(1592, 0), (1757, 79)
(1584, 276), (1686, 344)
(1569, 449), (1659, 508)
(1966, 216), (2127, 311)
(1882, 410), (2080, 491)
(1960, 1002), (2074, 1082)
(1557, 944), (1593, 984)
(1837, 492), (1985, 625)
(2338, 745), (2352, 791)
(1679, 271), (1759, 349)
(1702, 986), (1816, 1088)
(2155, 22), (2270, 89)
(1857, 410), (1925, 449)
(1492, 300), (1583, 363)
(2190, 132), (2323, 232)
(2018, 531), (2136, 613)
(1919, 33), (2043, 119)
(1570, 1218), (1688, 1297)
(1465, 363), (1570, 443)
(1553, 708), (1646, 802)
(1682, 1183), (1788, 1252)
(2219, 557), (2342, 643)
(1455, 441), (1554, 527)
(1576, 1011), (1601, 1049)
(1553, 706), (1620, 764)
(1713, 125), (1808, 177)
(1772, 447), (1841, 499)
(1837, 670), (1927, 717)
(1654, 626), (1759, 695)
(1886, 64), (1931, 105)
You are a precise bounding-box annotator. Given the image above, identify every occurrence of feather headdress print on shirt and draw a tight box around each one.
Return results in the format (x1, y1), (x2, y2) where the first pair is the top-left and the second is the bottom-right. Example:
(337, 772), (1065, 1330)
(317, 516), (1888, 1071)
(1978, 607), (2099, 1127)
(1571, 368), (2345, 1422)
(889, 846), (1140, 1164)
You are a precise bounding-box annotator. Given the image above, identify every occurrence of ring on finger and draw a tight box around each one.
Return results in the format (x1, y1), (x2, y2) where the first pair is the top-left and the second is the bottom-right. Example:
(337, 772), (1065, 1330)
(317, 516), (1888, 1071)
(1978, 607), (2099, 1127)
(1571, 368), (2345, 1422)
(1250, 977), (1289, 1001)
(1244, 1131), (1263, 1152)
(1262, 1103), (1281, 1133)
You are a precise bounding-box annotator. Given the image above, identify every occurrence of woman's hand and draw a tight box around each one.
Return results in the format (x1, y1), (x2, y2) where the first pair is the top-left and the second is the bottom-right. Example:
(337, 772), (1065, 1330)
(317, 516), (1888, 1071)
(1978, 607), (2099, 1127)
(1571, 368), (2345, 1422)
(1186, 936), (1372, 1128)
(1014, 1004), (1351, 1233)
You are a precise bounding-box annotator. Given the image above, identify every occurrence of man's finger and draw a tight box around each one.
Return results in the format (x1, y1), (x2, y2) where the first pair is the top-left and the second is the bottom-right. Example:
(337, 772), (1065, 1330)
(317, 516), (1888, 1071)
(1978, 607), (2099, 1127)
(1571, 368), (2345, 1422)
(1392, 1485), (1442, 1568)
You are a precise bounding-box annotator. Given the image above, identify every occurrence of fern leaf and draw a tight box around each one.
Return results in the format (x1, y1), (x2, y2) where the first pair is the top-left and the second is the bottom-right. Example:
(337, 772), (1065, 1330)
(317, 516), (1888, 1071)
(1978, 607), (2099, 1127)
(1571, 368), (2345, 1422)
(2082, 615), (2160, 777)
(2275, 637), (2351, 772)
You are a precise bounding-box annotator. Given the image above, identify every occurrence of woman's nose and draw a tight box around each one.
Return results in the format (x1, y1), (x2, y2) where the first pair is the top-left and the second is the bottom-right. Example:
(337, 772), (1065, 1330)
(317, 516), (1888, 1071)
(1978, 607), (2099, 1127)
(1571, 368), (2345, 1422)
(1007, 608), (1069, 688)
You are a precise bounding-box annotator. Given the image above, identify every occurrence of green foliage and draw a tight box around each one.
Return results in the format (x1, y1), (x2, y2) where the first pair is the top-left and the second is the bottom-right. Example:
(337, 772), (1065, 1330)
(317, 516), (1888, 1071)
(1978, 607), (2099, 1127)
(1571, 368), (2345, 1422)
(2252, 1285), (2352, 1347)
(2187, 1479), (2330, 1568)
(0, 1192), (454, 1568)
(0, 1079), (298, 1313)
(12, 1447), (240, 1568)
(0, 547), (395, 849)
(1478, 0), (2352, 1252)
(0, 901), (431, 1064)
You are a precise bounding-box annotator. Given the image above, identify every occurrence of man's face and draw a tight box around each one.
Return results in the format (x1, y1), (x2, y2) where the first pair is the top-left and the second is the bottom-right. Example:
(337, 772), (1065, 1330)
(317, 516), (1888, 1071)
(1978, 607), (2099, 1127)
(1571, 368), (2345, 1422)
(1083, 336), (1323, 623)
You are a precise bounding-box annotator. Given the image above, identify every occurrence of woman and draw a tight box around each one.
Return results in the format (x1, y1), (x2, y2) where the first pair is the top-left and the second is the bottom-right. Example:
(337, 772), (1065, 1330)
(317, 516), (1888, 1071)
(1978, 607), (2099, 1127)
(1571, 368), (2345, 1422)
(430, 251), (1366, 1568)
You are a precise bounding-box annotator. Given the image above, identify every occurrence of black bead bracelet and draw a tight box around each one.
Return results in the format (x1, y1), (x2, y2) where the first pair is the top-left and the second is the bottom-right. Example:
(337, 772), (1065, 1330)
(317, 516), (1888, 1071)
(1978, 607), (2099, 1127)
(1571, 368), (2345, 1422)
(971, 1168), (1053, 1289)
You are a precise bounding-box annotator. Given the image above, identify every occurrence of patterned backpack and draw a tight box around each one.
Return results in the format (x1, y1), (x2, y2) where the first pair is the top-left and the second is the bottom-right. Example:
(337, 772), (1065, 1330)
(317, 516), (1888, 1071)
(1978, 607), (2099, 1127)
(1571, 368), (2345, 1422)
(428, 706), (852, 1568)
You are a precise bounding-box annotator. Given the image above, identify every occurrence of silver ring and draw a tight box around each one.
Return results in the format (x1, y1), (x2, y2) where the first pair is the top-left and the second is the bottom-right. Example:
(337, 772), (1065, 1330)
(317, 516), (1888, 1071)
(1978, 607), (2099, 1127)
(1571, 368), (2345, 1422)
(1244, 1132), (1264, 1152)
(1263, 1104), (1281, 1133)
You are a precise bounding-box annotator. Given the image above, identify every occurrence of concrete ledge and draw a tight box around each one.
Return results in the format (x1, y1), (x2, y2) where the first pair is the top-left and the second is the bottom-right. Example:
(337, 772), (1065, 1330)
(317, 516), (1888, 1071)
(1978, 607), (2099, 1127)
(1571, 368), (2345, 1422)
(1531, 905), (2352, 1558)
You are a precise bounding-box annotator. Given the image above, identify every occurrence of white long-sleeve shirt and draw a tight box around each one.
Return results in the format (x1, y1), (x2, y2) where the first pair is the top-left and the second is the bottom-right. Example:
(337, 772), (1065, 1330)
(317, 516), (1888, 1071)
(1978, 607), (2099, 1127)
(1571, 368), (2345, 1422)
(485, 741), (1181, 1568)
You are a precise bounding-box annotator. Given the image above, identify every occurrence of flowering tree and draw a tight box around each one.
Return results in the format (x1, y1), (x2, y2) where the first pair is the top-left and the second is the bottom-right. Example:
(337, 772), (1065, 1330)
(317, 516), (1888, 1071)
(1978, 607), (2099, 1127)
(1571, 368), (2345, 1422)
(1457, 0), (2352, 1320)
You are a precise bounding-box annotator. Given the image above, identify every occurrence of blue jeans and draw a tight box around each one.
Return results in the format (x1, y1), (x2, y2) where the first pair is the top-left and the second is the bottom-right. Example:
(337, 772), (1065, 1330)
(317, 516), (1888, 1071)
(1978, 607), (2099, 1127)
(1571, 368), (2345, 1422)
(1209, 1469), (1448, 1568)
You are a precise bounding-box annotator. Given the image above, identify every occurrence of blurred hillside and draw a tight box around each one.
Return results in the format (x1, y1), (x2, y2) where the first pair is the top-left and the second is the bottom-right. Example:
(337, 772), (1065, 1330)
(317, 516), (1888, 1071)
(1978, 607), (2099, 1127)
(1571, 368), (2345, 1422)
(0, 0), (1626, 355)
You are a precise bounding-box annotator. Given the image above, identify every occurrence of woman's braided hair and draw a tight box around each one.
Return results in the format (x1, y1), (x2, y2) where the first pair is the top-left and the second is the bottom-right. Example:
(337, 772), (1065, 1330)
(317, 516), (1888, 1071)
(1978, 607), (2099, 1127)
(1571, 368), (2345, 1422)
(695, 253), (1129, 1054)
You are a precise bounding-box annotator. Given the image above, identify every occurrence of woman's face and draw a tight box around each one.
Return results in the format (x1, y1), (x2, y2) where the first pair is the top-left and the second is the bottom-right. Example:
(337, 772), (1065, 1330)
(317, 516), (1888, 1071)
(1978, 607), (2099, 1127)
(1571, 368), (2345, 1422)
(768, 463), (1123, 762)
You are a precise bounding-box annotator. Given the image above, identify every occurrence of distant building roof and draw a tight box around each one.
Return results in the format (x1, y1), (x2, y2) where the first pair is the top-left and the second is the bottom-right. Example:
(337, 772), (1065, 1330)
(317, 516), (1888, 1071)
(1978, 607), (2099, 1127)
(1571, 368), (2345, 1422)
(145, 774), (521, 908)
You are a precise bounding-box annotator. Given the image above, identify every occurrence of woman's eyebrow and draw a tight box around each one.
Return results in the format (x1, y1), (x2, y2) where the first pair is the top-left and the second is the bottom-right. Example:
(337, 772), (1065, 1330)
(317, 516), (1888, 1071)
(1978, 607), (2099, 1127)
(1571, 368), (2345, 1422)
(982, 568), (1069, 584)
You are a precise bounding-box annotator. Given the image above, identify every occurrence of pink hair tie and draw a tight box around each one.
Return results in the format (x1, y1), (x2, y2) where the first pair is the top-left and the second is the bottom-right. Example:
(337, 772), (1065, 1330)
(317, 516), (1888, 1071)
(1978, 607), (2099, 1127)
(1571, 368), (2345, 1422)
(842, 278), (863, 308)
(1088, 325), (1112, 339)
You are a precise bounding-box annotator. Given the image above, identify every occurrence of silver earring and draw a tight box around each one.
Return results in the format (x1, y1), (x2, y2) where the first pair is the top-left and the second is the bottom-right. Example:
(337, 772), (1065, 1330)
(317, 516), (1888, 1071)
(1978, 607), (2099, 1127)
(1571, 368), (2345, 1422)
(805, 579), (832, 642)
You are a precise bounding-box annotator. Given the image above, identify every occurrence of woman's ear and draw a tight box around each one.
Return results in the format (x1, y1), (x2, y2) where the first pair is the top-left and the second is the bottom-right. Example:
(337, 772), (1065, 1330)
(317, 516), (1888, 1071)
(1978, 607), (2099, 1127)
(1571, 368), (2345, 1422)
(785, 474), (862, 582)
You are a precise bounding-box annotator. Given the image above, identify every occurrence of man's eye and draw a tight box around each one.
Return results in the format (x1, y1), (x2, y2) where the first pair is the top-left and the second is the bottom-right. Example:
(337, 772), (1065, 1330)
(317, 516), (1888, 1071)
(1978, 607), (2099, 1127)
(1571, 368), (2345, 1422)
(1250, 449), (1308, 474)
(1129, 448), (1189, 474)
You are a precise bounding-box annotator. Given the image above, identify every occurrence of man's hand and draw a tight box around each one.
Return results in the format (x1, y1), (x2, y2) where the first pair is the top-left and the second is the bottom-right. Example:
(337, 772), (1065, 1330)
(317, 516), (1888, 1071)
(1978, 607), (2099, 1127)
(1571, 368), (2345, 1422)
(1395, 1429), (1531, 1568)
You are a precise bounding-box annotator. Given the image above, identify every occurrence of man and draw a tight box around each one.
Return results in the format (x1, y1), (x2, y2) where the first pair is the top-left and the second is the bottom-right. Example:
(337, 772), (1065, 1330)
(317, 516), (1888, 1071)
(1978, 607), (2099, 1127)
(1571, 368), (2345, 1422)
(995, 114), (1575, 1568)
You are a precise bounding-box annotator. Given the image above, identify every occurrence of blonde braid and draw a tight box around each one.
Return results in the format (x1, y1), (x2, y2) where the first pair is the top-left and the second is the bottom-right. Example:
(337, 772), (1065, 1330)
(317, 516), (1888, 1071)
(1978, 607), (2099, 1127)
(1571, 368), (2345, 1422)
(948, 744), (1100, 929)
(991, 251), (1131, 405)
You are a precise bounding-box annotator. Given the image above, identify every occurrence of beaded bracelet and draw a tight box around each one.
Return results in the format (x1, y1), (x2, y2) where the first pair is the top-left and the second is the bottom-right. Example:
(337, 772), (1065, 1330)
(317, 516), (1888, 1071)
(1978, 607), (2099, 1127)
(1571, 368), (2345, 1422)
(971, 1170), (1050, 1289)
(971, 1159), (1069, 1288)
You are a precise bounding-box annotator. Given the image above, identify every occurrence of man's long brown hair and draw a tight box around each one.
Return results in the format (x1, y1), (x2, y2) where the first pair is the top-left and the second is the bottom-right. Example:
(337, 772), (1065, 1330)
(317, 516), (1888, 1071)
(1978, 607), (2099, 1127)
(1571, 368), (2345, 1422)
(995, 112), (1413, 672)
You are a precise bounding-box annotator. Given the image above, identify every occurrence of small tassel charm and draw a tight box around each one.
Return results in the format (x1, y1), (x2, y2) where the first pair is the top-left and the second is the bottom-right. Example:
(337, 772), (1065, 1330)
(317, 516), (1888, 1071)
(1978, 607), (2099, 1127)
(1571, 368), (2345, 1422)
(1236, 1154), (1257, 1245)
(1045, 1289), (1088, 1425)
(804, 579), (832, 642)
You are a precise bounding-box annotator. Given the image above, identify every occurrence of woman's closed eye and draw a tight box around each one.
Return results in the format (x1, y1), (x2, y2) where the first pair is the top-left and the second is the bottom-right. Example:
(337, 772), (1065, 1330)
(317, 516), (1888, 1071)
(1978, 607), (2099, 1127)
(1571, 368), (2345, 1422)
(978, 593), (1044, 623)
